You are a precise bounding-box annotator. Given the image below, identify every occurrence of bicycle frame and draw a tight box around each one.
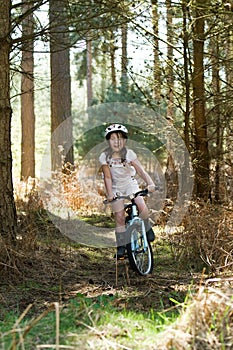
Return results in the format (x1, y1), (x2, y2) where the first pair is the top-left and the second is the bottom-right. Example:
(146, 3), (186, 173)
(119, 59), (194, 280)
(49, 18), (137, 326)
(126, 201), (148, 252)
(104, 188), (154, 275)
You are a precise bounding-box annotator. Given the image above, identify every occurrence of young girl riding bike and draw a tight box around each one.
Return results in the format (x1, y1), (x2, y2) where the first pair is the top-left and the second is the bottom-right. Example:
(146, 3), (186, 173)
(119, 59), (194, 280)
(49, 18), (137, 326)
(99, 123), (156, 259)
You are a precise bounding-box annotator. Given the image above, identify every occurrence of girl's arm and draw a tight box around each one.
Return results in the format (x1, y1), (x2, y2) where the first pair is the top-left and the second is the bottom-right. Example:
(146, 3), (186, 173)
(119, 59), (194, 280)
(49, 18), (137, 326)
(101, 165), (115, 200)
(131, 158), (155, 192)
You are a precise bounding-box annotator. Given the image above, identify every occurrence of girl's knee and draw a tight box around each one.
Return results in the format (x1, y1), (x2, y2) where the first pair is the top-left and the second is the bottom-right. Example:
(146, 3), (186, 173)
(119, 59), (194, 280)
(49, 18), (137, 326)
(135, 197), (149, 218)
(115, 210), (125, 227)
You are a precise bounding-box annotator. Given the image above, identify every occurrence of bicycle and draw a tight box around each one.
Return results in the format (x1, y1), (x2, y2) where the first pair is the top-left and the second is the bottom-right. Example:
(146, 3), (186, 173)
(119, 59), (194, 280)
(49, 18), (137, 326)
(104, 189), (154, 276)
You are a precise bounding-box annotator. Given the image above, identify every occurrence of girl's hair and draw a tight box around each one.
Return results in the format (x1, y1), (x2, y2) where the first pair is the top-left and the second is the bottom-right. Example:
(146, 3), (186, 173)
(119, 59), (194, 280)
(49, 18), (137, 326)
(105, 129), (128, 140)
(105, 131), (127, 164)
(105, 147), (127, 164)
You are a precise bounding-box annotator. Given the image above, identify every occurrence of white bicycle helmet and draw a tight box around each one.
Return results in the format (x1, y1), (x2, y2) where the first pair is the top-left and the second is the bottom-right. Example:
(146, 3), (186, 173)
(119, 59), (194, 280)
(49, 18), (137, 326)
(104, 124), (128, 139)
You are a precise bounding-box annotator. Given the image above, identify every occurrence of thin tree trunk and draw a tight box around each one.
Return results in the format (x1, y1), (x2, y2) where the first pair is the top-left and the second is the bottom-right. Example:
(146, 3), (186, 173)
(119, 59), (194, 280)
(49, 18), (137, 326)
(110, 29), (116, 89)
(86, 35), (93, 107)
(225, 21), (233, 201)
(50, 0), (73, 171)
(192, 0), (210, 199)
(182, 0), (191, 150)
(166, 0), (174, 120)
(151, 0), (161, 101)
(121, 22), (128, 86)
(100, 46), (107, 102)
(21, 1), (35, 180)
(165, 0), (178, 201)
(0, 0), (17, 240)
(211, 37), (223, 202)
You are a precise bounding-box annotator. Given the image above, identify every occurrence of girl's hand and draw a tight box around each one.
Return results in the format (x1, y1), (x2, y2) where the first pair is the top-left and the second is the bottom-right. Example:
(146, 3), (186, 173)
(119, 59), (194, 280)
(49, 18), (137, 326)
(107, 194), (115, 202)
(147, 184), (156, 192)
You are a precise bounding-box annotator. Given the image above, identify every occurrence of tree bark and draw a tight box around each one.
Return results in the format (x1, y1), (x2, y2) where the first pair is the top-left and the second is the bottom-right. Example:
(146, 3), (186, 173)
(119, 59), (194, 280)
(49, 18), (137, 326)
(86, 34), (93, 107)
(121, 22), (128, 86)
(151, 0), (161, 101)
(225, 20), (233, 202)
(210, 37), (223, 202)
(182, 0), (191, 150)
(50, 0), (73, 172)
(164, 0), (178, 201)
(0, 0), (17, 240)
(110, 28), (116, 89)
(21, 0), (35, 180)
(166, 0), (174, 120)
(192, 0), (210, 200)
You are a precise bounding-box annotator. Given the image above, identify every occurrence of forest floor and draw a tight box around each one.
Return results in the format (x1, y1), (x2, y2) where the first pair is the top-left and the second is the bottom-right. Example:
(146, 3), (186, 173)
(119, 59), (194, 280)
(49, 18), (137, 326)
(1, 195), (233, 349)
(0, 211), (202, 322)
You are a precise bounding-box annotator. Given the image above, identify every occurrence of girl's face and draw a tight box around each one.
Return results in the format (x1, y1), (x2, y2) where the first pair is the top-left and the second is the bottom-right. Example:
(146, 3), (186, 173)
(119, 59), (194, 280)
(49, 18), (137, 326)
(108, 132), (126, 152)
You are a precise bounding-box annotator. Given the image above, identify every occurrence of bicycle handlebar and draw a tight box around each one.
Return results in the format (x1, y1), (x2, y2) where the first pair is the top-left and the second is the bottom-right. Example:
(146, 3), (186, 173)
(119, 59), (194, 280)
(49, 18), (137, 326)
(103, 187), (158, 205)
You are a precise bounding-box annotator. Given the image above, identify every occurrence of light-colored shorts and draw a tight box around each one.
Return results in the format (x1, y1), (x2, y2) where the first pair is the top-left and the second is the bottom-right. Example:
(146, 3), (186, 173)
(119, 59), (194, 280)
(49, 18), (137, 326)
(111, 178), (140, 213)
(112, 177), (140, 197)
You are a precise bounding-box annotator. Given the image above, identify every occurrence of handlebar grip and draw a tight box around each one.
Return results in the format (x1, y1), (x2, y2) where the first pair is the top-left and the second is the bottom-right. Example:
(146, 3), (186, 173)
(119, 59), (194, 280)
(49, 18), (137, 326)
(103, 196), (121, 204)
(147, 185), (159, 192)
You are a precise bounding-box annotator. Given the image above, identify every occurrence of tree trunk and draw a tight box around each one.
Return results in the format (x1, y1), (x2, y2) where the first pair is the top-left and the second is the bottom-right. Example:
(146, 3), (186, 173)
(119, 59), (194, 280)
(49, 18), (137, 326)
(86, 34), (93, 107)
(50, 0), (73, 172)
(182, 0), (191, 150)
(21, 0), (35, 180)
(0, 0), (17, 240)
(151, 0), (161, 101)
(121, 22), (128, 86)
(192, 0), (210, 200)
(225, 24), (233, 202)
(166, 0), (174, 120)
(110, 28), (116, 89)
(211, 37), (223, 202)
(165, 0), (178, 201)
(100, 44), (107, 102)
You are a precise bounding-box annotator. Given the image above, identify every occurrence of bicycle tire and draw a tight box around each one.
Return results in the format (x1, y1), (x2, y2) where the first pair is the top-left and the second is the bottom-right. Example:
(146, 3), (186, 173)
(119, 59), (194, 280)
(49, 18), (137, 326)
(126, 222), (154, 275)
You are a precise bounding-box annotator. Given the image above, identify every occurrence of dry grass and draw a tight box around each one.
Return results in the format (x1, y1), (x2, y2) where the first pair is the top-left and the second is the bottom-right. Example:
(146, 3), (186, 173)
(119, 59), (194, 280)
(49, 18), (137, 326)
(168, 201), (233, 274)
(3, 279), (232, 350)
(156, 283), (233, 350)
(38, 163), (105, 217)
(0, 164), (109, 282)
(7, 171), (233, 277)
(1, 174), (233, 349)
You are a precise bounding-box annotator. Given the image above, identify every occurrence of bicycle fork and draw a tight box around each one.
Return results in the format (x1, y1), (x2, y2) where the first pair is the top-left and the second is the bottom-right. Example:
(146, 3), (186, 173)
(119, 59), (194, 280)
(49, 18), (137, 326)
(128, 217), (148, 252)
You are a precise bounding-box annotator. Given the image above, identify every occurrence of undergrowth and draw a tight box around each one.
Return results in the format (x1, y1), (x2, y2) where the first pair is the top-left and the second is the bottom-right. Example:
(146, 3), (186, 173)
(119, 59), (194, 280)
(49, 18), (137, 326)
(169, 201), (233, 274)
(1, 286), (233, 350)
(0, 293), (178, 350)
(0, 173), (233, 349)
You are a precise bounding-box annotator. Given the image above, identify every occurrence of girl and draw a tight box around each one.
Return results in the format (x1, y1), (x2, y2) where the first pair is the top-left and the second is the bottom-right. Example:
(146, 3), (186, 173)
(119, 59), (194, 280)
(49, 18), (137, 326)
(99, 123), (155, 259)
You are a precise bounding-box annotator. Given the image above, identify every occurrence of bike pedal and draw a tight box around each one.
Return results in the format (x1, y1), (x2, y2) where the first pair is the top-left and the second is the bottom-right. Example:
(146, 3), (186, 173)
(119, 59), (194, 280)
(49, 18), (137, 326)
(118, 256), (125, 260)
(114, 253), (126, 260)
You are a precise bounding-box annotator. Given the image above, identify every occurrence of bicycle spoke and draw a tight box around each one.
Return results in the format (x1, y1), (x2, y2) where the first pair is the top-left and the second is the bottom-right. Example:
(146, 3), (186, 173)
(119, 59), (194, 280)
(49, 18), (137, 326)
(126, 224), (154, 275)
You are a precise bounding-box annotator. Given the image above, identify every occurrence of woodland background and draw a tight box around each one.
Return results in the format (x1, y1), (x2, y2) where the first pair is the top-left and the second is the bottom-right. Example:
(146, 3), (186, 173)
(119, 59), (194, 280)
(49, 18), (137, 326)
(0, 1), (233, 349)
(0, 0), (232, 238)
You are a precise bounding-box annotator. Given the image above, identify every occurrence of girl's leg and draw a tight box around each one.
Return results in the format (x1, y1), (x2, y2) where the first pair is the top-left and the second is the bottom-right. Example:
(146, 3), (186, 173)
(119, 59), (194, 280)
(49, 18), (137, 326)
(135, 197), (155, 242)
(135, 196), (149, 219)
(114, 208), (126, 232)
(112, 200), (127, 259)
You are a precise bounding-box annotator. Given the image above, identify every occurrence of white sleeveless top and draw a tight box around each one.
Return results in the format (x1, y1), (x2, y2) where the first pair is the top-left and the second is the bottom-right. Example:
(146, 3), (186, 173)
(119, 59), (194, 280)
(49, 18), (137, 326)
(99, 149), (140, 195)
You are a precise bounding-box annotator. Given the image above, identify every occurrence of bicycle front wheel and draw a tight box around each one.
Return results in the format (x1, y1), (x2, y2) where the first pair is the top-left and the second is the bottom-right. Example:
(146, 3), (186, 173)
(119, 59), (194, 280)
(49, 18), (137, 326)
(126, 223), (154, 275)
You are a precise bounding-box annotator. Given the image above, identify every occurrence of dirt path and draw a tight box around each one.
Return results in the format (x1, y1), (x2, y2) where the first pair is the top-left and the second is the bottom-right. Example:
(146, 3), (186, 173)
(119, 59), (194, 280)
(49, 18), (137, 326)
(0, 236), (200, 320)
